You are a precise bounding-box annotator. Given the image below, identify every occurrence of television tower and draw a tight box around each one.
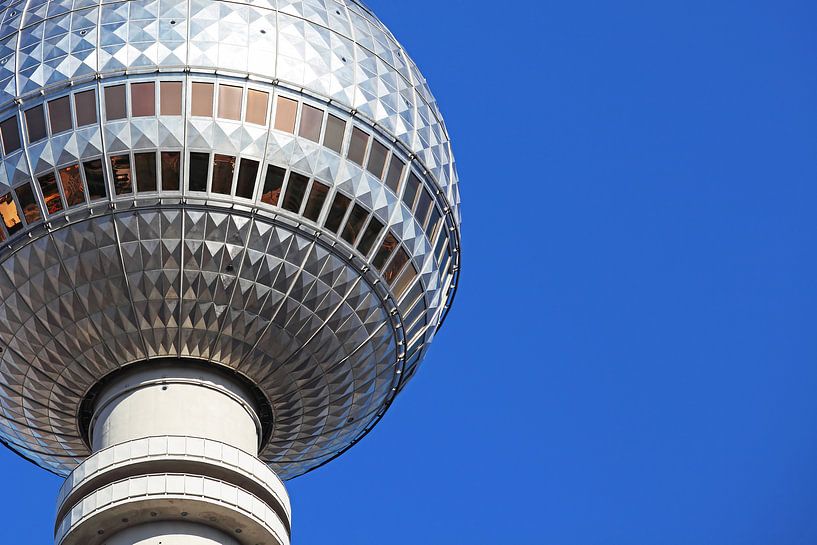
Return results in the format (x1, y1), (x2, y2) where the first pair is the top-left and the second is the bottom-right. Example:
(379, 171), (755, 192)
(0, 1), (460, 543)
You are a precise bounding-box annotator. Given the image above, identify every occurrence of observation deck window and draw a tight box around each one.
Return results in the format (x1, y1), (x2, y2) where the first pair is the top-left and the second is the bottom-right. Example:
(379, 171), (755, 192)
(298, 104), (323, 142)
(104, 85), (127, 120)
(283, 172), (309, 213)
(48, 96), (72, 133)
(246, 90), (269, 125)
(367, 140), (388, 179)
(188, 152), (210, 192)
(303, 181), (329, 222)
(134, 152), (157, 192)
(37, 172), (64, 215)
(0, 116), (21, 154)
(357, 217), (384, 256)
(341, 204), (368, 245)
(161, 152), (181, 191)
(110, 154), (133, 195)
(384, 155), (404, 193)
(392, 262), (418, 301)
(191, 83), (214, 117)
(212, 154), (236, 195)
(58, 165), (85, 207)
(0, 193), (22, 234)
(83, 159), (107, 201)
(261, 166), (286, 206)
(323, 114), (345, 153)
(74, 90), (97, 126)
(274, 97), (297, 133)
(15, 183), (40, 224)
(325, 192), (351, 233)
(235, 159), (260, 199)
(348, 127), (370, 166)
(372, 232), (398, 270)
(218, 85), (242, 121)
(401, 173), (420, 209)
(131, 82), (155, 117)
(160, 82), (182, 116)
(383, 247), (409, 284)
(24, 105), (46, 143)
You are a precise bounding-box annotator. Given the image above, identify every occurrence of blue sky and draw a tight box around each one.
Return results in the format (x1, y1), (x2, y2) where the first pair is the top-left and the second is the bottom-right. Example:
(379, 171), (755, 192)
(2, 0), (817, 544)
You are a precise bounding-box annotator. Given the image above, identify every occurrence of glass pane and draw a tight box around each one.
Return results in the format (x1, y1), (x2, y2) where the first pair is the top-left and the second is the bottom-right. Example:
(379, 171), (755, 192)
(303, 181), (329, 222)
(282, 172), (309, 212)
(298, 104), (323, 142)
(341, 204), (368, 245)
(384, 156), (404, 193)
(218, 85), (242, 120)
(24, 105), (47, 142)
(384, 247), (409, 284)
(160, 82), (182, 115)
(261, 165), (286, 206)
(188, 152), (210, 191)
(324, 192), (351, 233)
(402, 172), (420, 209)
(211, 154), (236, 195)
(373, 233), (398, 270)
(134, 152), (157, 192)
(38, 172), (64, 214)
(357, 217), (383, 256)
(0, 192), (23, 234)
(58, 164), (86, 207)
(161, 152), (181, 191)
(83, 159), (107, 201)
(131, 82), (155, 117)
(74, 90), (97, 126)
(246, 90), (269, 125)
(110, 154), (133, 195)
(366, 140), (388, 179)
(0, 116), (20, 154)
(392, 262), (417, 300)
(425, 207), (442, 240)
(323, 114), (345, 153)
(274, 97), (297, 133)
(104, 85), (127, 120)
(415, 188), (433, 224)
(15, 183), (41, 224)
(191, 82), (214, 117)
(48, 96), (72, 133)
(235, 159), (259, 199)
(347, 127), (369, 166)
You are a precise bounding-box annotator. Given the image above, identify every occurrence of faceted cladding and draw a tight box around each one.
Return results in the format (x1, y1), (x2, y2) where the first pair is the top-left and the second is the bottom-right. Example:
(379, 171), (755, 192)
(0, 0), (461, 478)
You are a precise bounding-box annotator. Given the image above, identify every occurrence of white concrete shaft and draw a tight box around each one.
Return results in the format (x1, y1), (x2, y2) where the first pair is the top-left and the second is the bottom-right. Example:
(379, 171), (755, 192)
(103, 522), (240, 545)
(90, 363), (261, 454)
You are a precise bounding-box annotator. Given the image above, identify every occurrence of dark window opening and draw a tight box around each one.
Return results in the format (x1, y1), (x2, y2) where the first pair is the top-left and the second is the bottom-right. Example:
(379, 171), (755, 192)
(83, 159), (107, 201)
(48, 96), (72, 133)
(15, 183), (41, 224)
(38, 172), (64, 214)
(384, 247), (410, 284)
(110, 154), (133, 195)
(0, 116), (21, 154)
(415, 188), (433, 225)
(324, 192), (351, 233)
(188, 152), (210, 191)
(74, 90), (97, 126)
(384, 156), (404, 193)
(282, 172), (309, 213)
(235, 159), (259, 199)
(303, 181), (329, 222)
(161, 152), (181, 191)
(261, 165), (286, 206)
(104, 85), (127, 120)
(373, 232), (398, 270)
(134, 152), (157, 192)
(341, 204), (369, 245)
(24, 105), (47, 142)
(58, 164), (85, 207)
(357, 217), (384, 256)
(402, 173), (421, 210)
(211, 154), (236, 195)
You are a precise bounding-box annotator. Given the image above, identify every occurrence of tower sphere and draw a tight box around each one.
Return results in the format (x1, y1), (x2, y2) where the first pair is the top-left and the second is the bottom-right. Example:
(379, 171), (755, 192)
(0, 0), (460, 480)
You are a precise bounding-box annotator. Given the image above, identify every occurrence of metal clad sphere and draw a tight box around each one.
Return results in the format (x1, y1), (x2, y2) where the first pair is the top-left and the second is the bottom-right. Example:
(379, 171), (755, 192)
(0, 0), (460, 479)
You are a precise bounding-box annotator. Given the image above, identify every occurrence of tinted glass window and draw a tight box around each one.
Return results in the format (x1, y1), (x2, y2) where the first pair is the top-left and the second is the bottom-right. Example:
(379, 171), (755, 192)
(188, 152), (210, 191)
(324, 192), (351, 233)
(323, 114), (345, 153)
(134, 152), (157, 192)
(367, 140), (388, 178)
(0, 116), (21, 154)
(347, 127), (369, 166)
(298, 104), (323, 142)
(58, 164), (85, 207)
(211, 154), (236, 195)
(131, 82), (155, 117)
(392, 262), (418, 300)
(104, 85), (127, 120)
(261, 165), (286, 206)
(24, 105), (47, 142)
(402, 173), (420, 209)
(373, 232), (398, 270)
(384, 156), (404, 193)
(38, 172), (64, 214)
(191, 83), (214, 117)
(160, 82), (182, 115)
(0, 192), (23, 234)
(15, 183), (41, 224)
(161, 152), (181, 191)
(415, 188), (433, 224)
(282, 172), (309, 213)
(74, 90), (97, 126)
(274, 97), (297, 133)
(235, 159), (259, 199)
(48, 96), (72, 133)
(384, 247), (409, 284)
(83, 159), (107, 201)
(110, 154), (133, 195)
(246, 90), (269, 125)
(341, 204), (368, 245)
(303, 181), (329, 221)
(218, 85), (242, 120)
(357, 217), (383, 256)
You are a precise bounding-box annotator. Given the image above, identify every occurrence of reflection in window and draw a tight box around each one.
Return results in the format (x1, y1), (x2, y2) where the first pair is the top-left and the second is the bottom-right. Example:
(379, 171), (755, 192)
(235, 159), (259, 199)
(0, 116), (20, 154)
(110, 154), (133, 195)
(383, 247), (409, 284)
(161, 152), (181, 191)
(218, 85), (242, 121)
(373, 232), (398, 270)
(191, 83), (214, 117)
(38, 172), (64, 214)
(131, 82), (155, 117)
(391, 262), (418, 300)
(325, 193), (351, 233)
(188, 152), (210, 191)
(83, 159), (107, 201)
(15, 183), (41, 224)
(384, 156), (404, 193)
(75, 90), (97, 126)
(357, 217), (384, 256)
(24, 105), (47, 143)
(298, 104), (323, 142)
(48, 96), (72, 134)
(303, 181), (329, 222)
(246, 90), (269, 125)
(341, 204), (368, 245)
(282, 172), (309, 213)
(58, 164), (86, 207)
(367, 140), (388, 179)
(160, 82), (182, 115)
(274, 97), (297, 133)
(0, 225), (4, 242)
(0, 192), (22, 234)
(104, 85), (127, 120)
(261, 165), (286, 206)
(211, 154), (236, 195)
(323, 114), (345, 154)
(134, 152), (157, 192)
(402, 172), (420, 209)
(348, 127), (369, 166)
